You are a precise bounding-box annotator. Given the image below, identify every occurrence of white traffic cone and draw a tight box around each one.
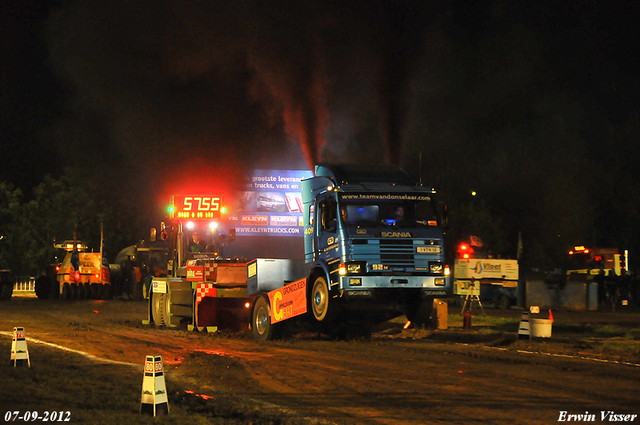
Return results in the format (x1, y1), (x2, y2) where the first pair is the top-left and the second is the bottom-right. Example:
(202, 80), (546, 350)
(11, 327), (30, 367)
(140, 355), (169, 416)
(518, 311), (531, 340)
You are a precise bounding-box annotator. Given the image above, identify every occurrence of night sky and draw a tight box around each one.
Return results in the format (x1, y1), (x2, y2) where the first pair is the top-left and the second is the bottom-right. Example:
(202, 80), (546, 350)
(2, 1), (639, 266)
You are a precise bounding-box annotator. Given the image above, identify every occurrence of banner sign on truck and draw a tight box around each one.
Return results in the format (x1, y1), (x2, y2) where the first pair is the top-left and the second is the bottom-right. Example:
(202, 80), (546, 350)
(267, 278), (307, 324)
(226, 170), (313, 237)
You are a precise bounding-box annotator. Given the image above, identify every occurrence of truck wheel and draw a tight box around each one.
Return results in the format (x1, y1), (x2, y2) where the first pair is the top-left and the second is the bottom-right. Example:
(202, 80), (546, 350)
(152, 293), (170, 326)
(77, 282), (86, 299)
(99, 284), (106, 299)
(90, 283), (100, 299)
(405, 298), (434, 328)
(252, 295), (275, 341)
(35, 276), (51, 299)
(61, 282), (70, 300)
(310, 276), (330, 322)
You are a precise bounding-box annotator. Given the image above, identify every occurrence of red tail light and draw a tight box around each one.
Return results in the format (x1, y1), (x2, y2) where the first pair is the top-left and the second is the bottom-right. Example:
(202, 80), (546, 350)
(74, 270), (81, 283)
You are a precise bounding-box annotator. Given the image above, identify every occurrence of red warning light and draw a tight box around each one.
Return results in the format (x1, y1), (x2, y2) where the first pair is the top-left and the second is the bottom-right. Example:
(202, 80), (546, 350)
(74, 270), (81, 283)
(457, 243), (474, 259)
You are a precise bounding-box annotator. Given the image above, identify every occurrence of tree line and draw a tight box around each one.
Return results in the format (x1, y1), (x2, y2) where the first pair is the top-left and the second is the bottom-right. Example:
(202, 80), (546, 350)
(0, 168), (147, 277)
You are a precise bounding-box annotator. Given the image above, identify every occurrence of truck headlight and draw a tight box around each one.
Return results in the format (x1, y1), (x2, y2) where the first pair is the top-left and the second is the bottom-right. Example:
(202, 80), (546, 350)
(339, 262), (365, 275)
(429, 262), (444, 274)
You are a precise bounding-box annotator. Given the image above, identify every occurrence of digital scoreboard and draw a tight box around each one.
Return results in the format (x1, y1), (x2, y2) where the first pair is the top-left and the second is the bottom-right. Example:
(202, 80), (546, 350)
(171, 195), (222, 219)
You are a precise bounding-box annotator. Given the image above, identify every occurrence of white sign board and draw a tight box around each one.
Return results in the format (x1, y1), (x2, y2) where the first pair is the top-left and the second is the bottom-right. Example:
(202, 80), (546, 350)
(152, 278), (167, 294)
(454, 259), (519, 281)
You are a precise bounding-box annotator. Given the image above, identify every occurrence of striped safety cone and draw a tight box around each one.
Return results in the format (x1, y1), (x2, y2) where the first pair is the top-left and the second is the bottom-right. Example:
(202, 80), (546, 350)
(518, 311), (531, 340)
(140, 355), (169, 416)
(10, 327), (31, 367)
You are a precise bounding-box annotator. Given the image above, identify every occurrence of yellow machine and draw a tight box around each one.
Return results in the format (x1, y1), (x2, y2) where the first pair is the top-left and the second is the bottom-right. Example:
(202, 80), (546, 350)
(567, 246), (628, 278)
(54, 240), (111, 299)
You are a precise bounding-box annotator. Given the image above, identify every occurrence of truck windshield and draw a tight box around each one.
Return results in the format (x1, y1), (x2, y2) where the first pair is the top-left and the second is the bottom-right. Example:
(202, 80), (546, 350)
(339, 194), (438, 227)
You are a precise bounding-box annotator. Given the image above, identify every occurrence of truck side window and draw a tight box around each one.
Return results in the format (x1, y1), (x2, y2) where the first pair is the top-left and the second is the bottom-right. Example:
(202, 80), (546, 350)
(320, 200), (337, 232)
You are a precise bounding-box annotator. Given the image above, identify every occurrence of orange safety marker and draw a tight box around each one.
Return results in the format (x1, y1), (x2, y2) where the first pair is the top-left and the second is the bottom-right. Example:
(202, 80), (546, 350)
(548, 309), (554, 322)
(10, 327), (30, 367)
(140, 355), (169, 416)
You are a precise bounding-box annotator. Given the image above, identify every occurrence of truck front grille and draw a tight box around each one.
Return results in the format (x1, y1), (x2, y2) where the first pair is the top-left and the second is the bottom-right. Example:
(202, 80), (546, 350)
(349, 239), (437, 270)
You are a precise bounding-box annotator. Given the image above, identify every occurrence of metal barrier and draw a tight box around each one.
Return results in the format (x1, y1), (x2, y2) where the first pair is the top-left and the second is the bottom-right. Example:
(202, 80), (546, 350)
(13, 277), (36, 296)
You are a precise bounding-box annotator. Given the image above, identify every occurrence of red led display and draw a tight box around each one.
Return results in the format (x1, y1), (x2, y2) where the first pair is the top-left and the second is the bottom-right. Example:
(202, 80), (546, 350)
(171, 195), (222, 219)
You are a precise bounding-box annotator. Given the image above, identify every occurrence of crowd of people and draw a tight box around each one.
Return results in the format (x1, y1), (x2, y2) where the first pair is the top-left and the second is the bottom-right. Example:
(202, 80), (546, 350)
(595, 269), (640, 306)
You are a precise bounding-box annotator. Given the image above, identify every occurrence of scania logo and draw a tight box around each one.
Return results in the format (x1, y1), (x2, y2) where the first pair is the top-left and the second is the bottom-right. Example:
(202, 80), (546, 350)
(381, 232), (412, 238)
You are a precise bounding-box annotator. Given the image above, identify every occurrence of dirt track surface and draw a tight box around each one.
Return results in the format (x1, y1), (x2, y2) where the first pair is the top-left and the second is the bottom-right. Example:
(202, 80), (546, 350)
(2, 298), (639, 424)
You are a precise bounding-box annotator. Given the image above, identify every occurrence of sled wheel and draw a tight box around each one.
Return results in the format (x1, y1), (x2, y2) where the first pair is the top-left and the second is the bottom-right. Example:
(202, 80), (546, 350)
(252, 295), (275, 341)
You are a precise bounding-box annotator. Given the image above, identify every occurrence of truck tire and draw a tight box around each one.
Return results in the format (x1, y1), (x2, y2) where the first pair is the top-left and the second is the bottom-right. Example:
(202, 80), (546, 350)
(252, 295), (275, 341)
(90, 283), (100, 299)
(309, 276), (330, 322)
(61, 282), (71, 300)
(98, 284), (108, 300)
(405, 298), (434, 328)
(77, 282), (86, 299)
(35, 275), (51, 299)
(152, 292), (171, 326)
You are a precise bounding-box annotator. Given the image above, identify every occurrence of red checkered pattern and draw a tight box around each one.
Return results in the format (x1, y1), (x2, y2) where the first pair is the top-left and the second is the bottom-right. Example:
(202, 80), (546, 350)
(196, 283), (216, 305)
(204, 263), (217, 281)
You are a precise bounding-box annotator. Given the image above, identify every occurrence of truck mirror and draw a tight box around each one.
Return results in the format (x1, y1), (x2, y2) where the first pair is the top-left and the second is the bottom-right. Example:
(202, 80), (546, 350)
(150, 228), (157, 242)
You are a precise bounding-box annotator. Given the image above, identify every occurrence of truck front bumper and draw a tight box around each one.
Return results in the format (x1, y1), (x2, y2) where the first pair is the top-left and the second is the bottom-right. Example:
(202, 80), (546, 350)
(338, 275), (451, 299)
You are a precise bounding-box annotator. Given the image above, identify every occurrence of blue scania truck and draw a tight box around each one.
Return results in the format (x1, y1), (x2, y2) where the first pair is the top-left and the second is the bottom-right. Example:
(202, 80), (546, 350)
(300, 164), (451, 330)
(146, 164), (451, 340)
